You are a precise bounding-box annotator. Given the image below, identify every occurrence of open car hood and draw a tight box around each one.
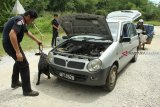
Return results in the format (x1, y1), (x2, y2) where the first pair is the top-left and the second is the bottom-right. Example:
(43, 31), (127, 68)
(107, 10), (141, 21)
(59, 14), (113, 41)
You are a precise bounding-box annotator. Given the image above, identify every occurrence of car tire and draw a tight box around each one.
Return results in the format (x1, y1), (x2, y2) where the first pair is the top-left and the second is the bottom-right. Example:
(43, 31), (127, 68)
(103, 65), (117, 92)
(131, 48), (138, 62)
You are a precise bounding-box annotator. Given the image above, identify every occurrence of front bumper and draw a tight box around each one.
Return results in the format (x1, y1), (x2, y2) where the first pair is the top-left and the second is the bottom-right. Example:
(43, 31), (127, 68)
(49, 64), (110, 86)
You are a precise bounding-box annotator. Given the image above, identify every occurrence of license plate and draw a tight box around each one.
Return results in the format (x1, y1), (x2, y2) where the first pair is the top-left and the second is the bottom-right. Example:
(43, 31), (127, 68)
(59, 72), (75, 80)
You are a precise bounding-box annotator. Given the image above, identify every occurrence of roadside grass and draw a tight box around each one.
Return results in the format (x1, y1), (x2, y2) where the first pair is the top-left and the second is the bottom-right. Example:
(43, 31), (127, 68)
(0, 12), (66, 57)
(21, 32), (53, 50)
(145, 21), (160, 26)
(0, 32), (53, 57)
(0, 34), (4, 57)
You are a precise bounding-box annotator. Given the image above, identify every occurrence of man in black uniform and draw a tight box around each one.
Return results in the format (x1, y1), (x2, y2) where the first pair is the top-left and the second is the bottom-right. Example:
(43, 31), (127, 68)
(2, 10), (41, 96)
(51, 14), (59, 47)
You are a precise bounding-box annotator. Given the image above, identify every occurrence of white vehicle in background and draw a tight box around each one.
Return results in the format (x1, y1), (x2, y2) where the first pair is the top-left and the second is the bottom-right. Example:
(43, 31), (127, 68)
(48, 10), (141, 92)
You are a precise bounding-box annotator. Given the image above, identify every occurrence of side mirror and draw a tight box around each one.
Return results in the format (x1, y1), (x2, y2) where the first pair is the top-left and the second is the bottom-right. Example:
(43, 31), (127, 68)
(121, 37), (131, 42)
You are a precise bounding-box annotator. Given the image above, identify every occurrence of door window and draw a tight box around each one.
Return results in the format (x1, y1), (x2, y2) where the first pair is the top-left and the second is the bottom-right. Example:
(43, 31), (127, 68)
(128, 23), (137, 37)
(122, 23), (137, 38)
(122, 23), (129, 37)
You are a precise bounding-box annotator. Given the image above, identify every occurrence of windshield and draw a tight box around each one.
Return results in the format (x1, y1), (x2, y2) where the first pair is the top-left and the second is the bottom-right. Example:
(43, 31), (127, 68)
(108, 22), (119, 41)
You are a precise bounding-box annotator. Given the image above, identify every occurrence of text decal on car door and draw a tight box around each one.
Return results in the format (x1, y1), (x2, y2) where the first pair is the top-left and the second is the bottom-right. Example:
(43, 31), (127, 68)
(122, 51), (128, 56)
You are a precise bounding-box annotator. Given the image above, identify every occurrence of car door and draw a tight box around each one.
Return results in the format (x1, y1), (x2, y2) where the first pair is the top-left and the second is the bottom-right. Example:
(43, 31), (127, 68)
(119, 23), (133, 69)
(128, 23), (139, 57)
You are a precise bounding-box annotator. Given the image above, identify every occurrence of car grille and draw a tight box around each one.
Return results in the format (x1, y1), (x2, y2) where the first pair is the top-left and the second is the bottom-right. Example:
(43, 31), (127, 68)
(54, 57), (66, 66)
(67, 61), (85, 69)
(54, 57), (85, 69)
(51, 67), (87, 82)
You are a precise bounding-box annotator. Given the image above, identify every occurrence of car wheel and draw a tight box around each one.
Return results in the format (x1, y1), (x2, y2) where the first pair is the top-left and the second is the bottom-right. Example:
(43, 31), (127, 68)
(103, 65), (117, 92)
(131, 48), (138, 62)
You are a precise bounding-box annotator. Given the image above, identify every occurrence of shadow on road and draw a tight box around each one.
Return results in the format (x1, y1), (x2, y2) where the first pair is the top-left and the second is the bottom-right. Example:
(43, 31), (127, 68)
(32, 60), (136, 104)
(117, 63), (131, 78)
(33, 74), (109, 103)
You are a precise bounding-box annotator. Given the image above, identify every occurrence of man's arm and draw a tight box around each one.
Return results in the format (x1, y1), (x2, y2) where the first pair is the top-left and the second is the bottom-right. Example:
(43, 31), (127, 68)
(52, 24), (58, 30)
(9, 29), (23, 61)
(52, 20), (59, 30)
(25, 31), (42, 45)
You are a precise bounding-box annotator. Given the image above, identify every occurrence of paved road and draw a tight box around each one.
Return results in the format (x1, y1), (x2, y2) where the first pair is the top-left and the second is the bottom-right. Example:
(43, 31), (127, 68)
(0, 27), (160, 107)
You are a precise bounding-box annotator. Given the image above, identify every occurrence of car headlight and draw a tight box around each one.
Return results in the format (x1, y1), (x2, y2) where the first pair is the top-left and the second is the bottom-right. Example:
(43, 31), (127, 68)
(87, 59), (102, 72)
(47, 51), (54, 62)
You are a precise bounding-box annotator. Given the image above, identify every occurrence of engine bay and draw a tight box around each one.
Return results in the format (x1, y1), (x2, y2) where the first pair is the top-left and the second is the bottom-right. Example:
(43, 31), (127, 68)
(54, 40), (110, 57)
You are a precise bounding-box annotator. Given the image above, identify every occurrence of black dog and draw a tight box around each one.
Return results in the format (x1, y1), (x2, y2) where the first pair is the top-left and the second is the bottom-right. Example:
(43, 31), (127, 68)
(36, 52), (51, 85)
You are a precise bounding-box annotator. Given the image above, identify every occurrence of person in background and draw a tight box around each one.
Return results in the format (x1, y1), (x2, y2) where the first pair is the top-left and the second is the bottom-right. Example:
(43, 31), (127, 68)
(136, 19), (146, 34)
(51, 14), (59, 47)
(136, 19), (147, 50)
(2, 10), (42, 96)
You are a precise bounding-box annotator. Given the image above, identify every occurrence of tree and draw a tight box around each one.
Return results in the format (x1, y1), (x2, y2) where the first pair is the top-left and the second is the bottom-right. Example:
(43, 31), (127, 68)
(1, 0), (160, 32)
(47, 0), (68, 12)
(65, 0), (76, 12)
(74, 0), (97, 13)
(20, 0), (49, 13)
(0, 0), (15, 31)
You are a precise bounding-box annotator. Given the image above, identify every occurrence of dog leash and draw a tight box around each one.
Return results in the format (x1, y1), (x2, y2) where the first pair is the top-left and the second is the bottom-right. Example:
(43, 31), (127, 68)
(35, 43), (43, 56)
(33, 23), (45, 41)
(32, 23), (45, 56)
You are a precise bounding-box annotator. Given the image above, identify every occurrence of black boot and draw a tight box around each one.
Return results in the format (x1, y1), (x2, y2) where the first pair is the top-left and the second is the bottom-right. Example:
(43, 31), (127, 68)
(23, 90), (39, 96)
(11, 81), (22, 88)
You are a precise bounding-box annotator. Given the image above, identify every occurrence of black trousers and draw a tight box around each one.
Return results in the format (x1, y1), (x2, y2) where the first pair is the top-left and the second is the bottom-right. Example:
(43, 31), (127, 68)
(51, 31), (58, 47)
(2, 42), (32, 92)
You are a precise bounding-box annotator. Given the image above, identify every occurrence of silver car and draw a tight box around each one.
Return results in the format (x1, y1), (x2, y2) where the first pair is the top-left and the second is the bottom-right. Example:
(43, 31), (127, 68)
(48, 10), (141, 91)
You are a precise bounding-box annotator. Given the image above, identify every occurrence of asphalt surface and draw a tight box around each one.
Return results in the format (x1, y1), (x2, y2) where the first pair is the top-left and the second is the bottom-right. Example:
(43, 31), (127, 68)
(0, 26), (160, 107)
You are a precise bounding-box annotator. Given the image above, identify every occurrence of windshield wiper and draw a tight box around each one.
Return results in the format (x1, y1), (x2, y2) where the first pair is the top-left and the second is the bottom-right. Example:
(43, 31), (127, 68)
(71, 37), (95, 41)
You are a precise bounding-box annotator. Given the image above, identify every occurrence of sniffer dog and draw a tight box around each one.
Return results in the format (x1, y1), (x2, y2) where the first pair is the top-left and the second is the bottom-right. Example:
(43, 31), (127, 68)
(36, 52), (51, 85)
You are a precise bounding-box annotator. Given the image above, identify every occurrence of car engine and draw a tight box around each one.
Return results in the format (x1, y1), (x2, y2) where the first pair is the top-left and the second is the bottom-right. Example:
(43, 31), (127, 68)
(54, 40), (109, 57)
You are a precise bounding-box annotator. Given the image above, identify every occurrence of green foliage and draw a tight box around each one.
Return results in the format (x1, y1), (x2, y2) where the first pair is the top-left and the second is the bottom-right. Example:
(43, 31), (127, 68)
(21, 0), (49, 13)
(47, 0), (68, 12)
(0, 0), (15, 32)
(145, 21), (160, 26)
(96, 0), (108, 9)
(29, 12), (52, 35)
(95, 10), (107, 16)
(84, 0), (97, 13)
(1, 0), (160, 33)
(65, 0), (76, 12)
(0, 34), (5, 56)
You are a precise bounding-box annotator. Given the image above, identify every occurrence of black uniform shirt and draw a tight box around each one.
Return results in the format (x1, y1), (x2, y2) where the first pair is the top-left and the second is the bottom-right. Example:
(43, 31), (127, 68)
(2, 15), (28, 46)
(51, 19), (59, 32)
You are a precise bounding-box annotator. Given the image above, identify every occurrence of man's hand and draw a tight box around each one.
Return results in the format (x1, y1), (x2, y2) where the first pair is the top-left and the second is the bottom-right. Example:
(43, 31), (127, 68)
(36, 40), (42, 46)
(16, 52), (23, 62)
